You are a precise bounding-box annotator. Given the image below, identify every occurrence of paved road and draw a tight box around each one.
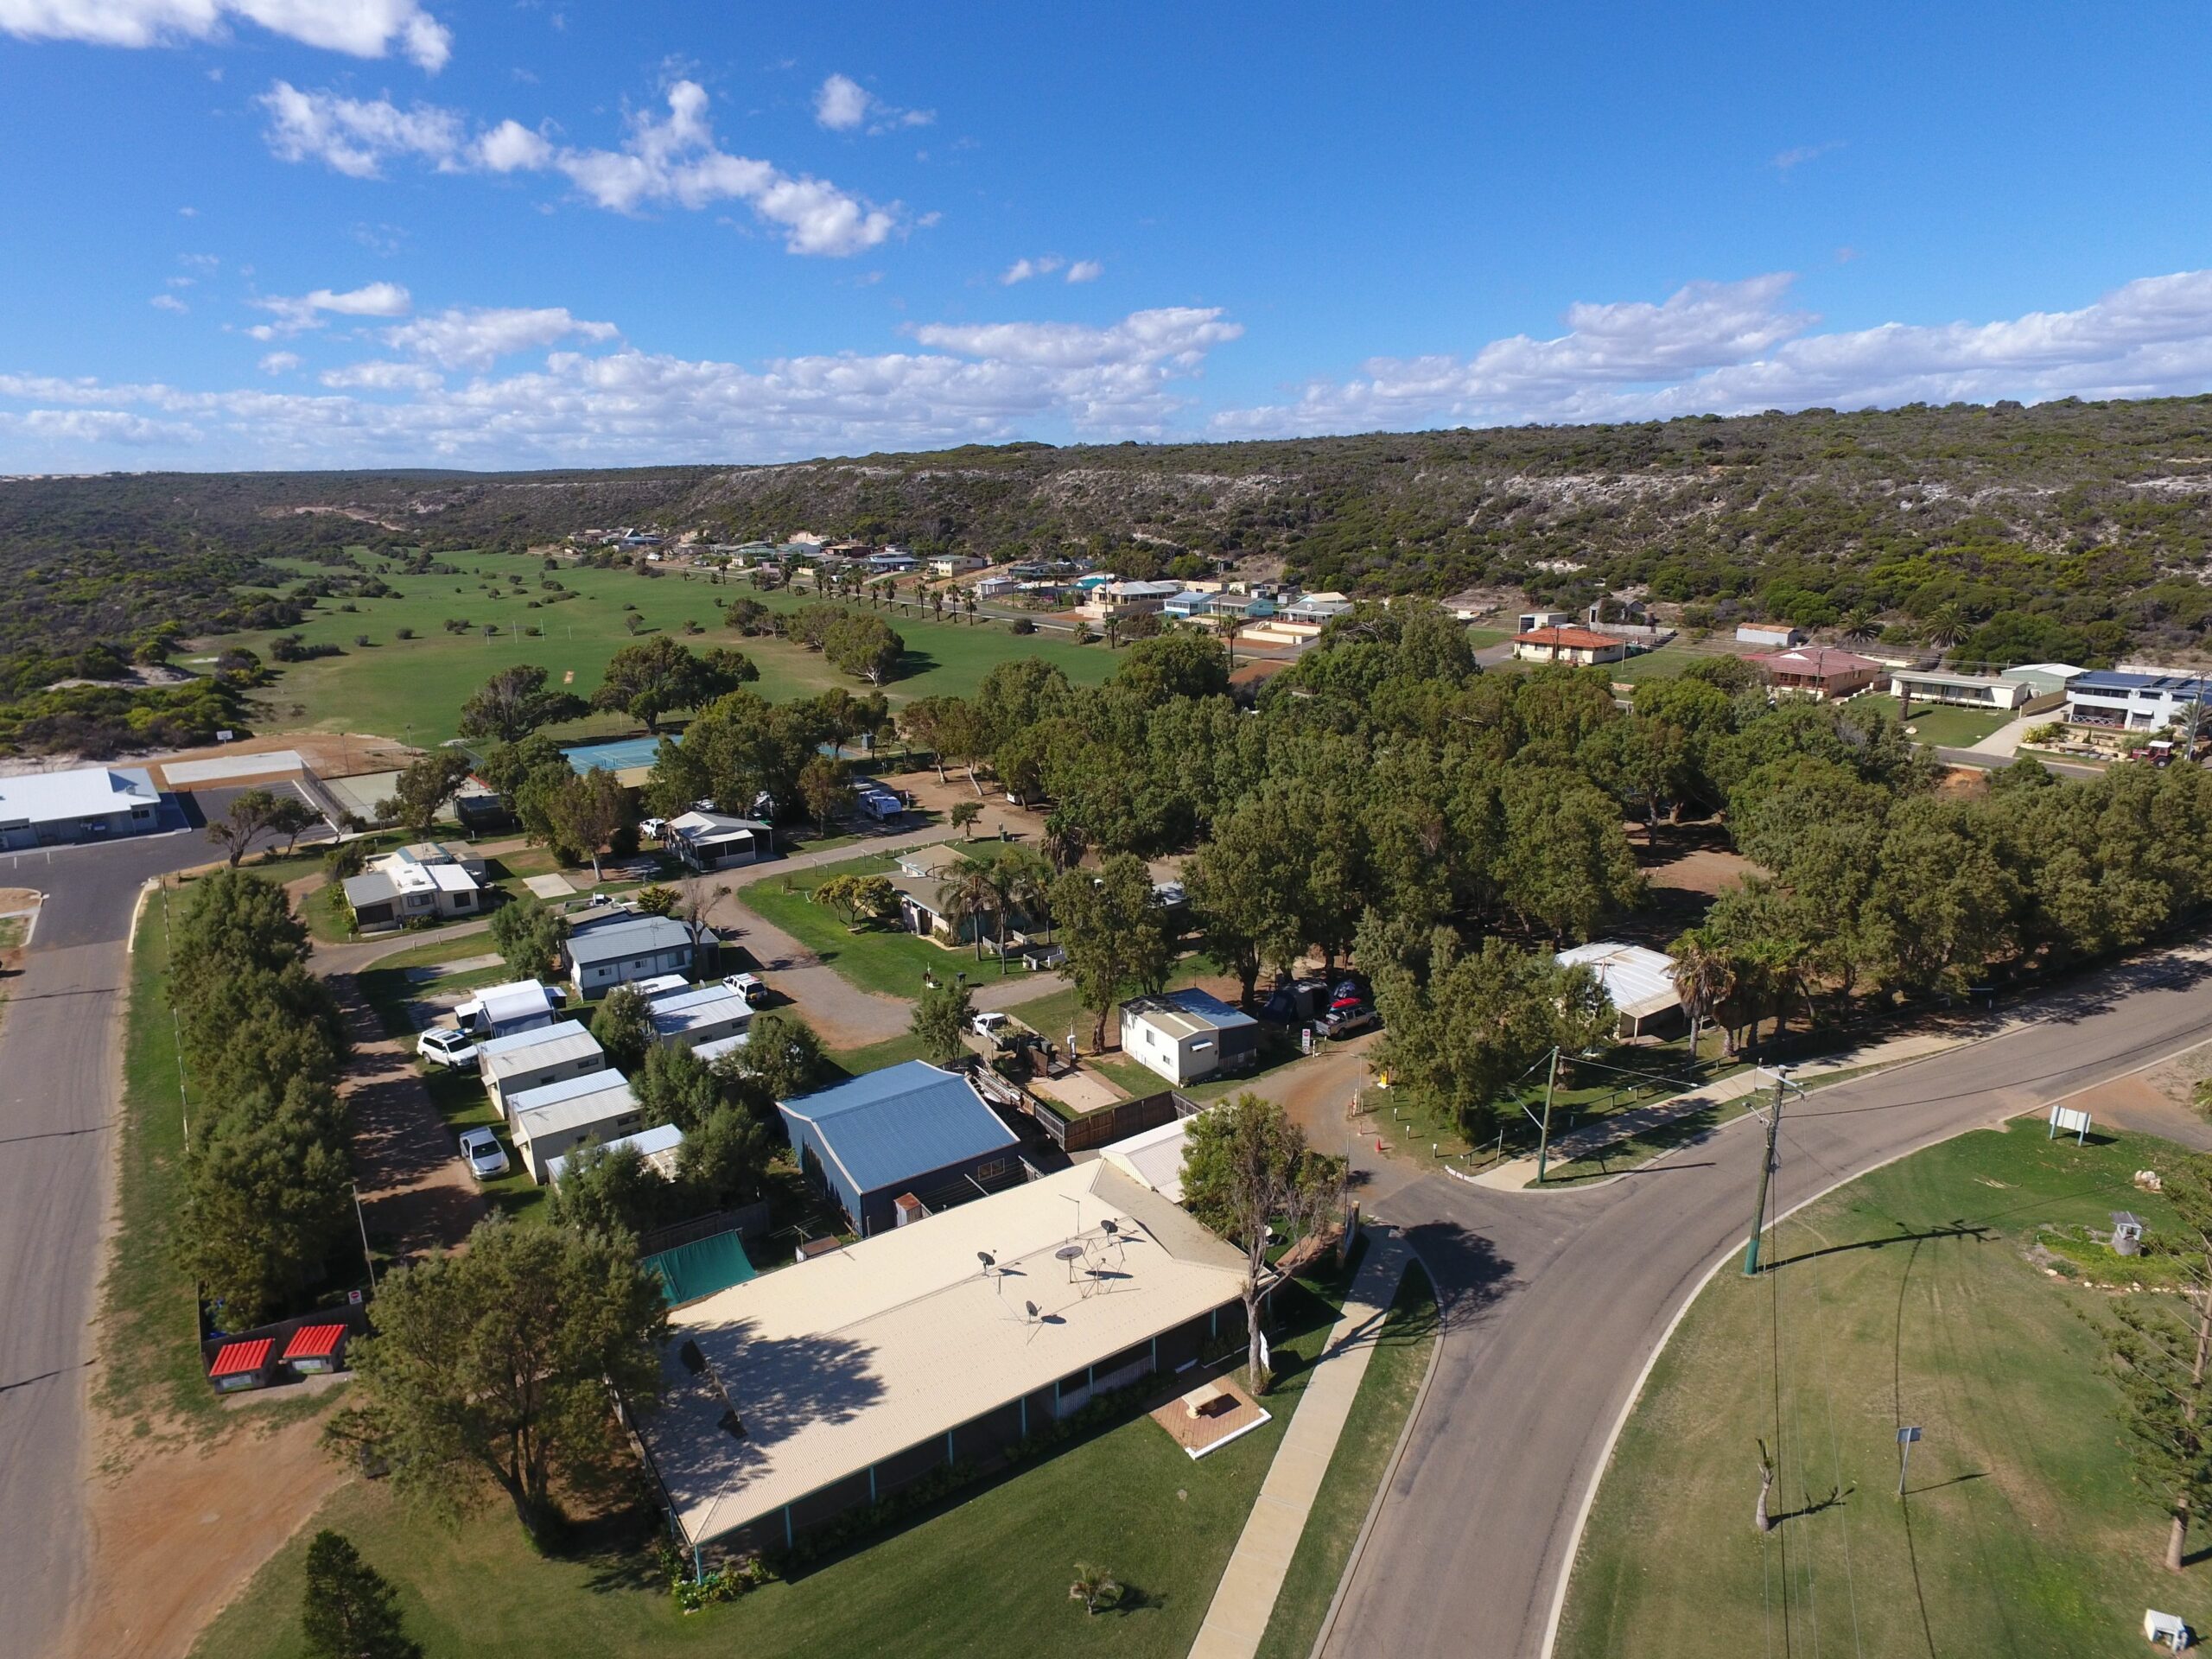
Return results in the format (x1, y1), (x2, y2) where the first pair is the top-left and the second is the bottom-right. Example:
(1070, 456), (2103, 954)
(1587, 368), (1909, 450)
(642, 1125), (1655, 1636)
(0, 790), (323, 1659)
(1319, 949), (2212, 1659)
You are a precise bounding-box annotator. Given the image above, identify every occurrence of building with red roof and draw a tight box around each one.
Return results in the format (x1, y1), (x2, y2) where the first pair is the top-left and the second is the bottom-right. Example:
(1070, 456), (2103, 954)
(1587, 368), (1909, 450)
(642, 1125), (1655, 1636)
(1510, 626), (1630, 666)
(1747, 645), (1885, 702)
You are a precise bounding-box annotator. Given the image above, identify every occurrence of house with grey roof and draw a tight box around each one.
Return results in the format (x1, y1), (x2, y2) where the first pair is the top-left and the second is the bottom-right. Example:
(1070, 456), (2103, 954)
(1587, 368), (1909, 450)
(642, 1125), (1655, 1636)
(564, 913), (698, 999)
(0, 766), (162, 850)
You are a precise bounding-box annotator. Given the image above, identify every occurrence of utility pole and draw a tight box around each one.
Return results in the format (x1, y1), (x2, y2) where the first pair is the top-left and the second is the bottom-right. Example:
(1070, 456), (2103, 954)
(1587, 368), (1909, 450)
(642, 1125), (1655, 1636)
(1741, 1067), (1789, 1275)
(1535, 1046), (1562, 1182)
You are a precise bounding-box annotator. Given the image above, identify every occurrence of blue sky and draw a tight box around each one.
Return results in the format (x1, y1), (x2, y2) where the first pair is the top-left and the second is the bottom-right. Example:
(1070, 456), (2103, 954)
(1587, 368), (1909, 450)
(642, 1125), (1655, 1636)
(3, 1), (2210, 469)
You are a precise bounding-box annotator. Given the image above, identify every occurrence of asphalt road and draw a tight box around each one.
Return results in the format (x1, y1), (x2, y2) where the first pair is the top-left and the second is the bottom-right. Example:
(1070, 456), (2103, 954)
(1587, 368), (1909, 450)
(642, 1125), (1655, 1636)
(1323, 948), (2212, 1659)
(0, 789), (321, 1659)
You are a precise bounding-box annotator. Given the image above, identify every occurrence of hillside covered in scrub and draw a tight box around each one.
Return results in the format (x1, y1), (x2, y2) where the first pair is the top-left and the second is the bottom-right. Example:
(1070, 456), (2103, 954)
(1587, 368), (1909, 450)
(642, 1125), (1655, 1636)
(10, 395), (2212, 700)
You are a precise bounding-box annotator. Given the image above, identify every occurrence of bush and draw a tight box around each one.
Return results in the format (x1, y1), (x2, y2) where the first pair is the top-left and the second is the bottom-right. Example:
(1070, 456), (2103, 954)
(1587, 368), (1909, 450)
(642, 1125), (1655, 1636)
(395, 626), (416, 640)
(1010, 617), (1037, 635)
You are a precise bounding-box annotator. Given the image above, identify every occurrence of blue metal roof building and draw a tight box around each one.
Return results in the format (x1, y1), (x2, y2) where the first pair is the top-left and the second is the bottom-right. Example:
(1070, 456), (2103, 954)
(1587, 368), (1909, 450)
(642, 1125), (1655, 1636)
(778, 1060), (1021, 1236)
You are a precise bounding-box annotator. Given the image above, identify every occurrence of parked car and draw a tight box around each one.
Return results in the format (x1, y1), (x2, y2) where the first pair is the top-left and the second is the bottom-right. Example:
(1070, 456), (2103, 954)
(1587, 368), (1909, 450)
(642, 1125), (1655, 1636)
(971, 1010), (1013, 1041)
(640, 817), (669, 840)
(456, 1126), (510, 1179)
(721, 971), (768, 1005)
(416, 1027), (479, 1069)
(1319, 1004), (1378, 1039)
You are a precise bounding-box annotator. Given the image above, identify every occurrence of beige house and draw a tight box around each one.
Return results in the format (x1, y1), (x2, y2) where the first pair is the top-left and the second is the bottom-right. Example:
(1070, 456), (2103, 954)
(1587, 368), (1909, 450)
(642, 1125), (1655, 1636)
(1510, 626), (1629, 666)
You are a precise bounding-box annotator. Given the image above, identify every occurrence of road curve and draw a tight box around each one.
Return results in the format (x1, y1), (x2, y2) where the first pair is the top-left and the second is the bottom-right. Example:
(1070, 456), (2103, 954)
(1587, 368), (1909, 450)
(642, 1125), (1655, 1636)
(1321, 951), (2212, 1659)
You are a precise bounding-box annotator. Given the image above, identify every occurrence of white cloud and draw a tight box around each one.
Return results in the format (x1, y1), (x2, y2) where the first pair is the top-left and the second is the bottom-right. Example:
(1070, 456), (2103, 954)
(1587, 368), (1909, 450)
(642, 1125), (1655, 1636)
(248, 280), (412, 338)
(0, 303), (1242, 467)
(1001, 255), (1062, 285)
(258, 78), (899, 256)
(258, 80), (463, 177)
(0, 0), (451, 70)
(813, 71), (931, 135)
(1, 407), (195, 445)
(1773, 141), (1844, 175)
(1065, 259), (1103, 284)
(150, 293), (188, 313)
(1215, 270), (2212, 436)
(258, 351), (302, 373)
(382, 305), (617, 368)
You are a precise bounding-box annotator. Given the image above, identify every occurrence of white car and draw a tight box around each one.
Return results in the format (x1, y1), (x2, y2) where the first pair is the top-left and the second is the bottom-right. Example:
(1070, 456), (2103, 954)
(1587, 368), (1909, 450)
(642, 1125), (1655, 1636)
(456, 1126), (509, 1180)
(971, 1010), (1012, 1040)
(721, 972), (768, 1006)
(640, 817), (668, 840)
(416, 1027), (479, 1069)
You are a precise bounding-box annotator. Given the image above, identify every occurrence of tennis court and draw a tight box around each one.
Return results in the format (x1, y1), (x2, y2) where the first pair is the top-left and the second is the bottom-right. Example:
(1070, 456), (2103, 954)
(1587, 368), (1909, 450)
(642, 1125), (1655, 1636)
(563, 734), (671, 772)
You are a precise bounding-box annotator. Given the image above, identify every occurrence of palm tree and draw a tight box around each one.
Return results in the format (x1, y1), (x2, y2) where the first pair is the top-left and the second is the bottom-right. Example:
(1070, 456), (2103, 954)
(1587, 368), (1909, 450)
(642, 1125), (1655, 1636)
(1069, 1563), (1122, 1617)
(937, 857), (1001, 963)
(1669, 928), (1736, 1063)
(1104, 614), (1122, 650)
(1926, 602), (1968, 649)
(992, 847), (1054, 971)
(1222, 613), (1245, 670)
(1840, 605), (1878, 643)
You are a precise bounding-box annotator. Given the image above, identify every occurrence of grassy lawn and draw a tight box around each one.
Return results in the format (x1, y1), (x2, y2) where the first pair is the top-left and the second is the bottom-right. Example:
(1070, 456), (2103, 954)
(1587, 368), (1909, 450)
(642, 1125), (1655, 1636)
(1605, 642), (1722, 683)
(0, 912), (29, 949)
(196, 550), (1119, 747)
(1899, 705), (2012, 747)
(1256, 1263), (1440, 1659)
(739, 852), (974, 998)
(191, 1276), (1354, 1659)
(1558, 1120), (2212, 1659)
(91, 886), (227, 1446)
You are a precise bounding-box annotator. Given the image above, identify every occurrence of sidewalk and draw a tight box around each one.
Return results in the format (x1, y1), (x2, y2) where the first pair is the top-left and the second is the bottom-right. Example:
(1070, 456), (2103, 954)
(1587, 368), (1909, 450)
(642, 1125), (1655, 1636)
(1189, 1227), (1411, 1659)
(1471, 1026), (1967, 1190)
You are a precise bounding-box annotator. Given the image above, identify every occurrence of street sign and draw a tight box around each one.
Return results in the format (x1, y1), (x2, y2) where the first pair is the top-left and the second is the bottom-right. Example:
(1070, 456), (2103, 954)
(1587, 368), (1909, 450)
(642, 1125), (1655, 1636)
(1897, 1426), (1922, 1444)
(2050, 1105), (2092, 1144)
(1897, 1425), (1923, 1498)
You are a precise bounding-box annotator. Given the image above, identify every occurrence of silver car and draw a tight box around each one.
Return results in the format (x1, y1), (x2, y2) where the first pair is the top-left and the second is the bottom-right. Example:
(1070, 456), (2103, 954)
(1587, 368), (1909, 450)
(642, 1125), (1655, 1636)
(457, 1126), (510, 1180)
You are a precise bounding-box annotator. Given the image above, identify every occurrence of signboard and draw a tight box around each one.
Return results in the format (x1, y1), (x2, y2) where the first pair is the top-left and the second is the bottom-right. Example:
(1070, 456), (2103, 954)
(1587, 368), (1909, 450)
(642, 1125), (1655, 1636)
(2050, 1105), (2092, 1144)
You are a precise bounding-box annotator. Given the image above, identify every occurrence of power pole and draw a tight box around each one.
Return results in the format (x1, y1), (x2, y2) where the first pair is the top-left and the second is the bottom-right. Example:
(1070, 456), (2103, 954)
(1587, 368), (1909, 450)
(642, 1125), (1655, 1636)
(1535, 1046), (1562, 1182)
(1741, 1068), (1789, 1275)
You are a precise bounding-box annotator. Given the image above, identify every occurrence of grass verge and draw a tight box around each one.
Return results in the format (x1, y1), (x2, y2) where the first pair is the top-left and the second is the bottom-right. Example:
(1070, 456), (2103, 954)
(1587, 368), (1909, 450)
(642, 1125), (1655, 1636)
(1255, 1262), (1440, 1659)
(1557, 1120), (2212, 1657)
(190, 1274), (1353, 1659)
(92, 886), (223, 1445)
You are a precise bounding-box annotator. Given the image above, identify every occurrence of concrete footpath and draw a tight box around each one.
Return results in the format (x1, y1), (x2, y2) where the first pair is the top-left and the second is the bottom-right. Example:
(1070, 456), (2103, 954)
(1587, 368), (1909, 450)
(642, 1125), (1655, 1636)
(1189, 1226), (1411, 1659)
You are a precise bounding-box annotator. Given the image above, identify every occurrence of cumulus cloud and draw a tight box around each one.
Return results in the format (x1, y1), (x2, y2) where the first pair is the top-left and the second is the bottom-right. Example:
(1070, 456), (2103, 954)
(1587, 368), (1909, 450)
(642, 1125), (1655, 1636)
(0, 304), (1243, 467)
(246, 280), (412, 339)
(1065, 259), (1103, 284)
(1773, 140), (1844, 175)
(0, 407), (195, 445)
(258, 351), (302, 373)
(0, 0), (451, 70)
(1001, 255), (1063, 285)
(257, 78), (898, 255)
(1214, 270), (2212, 437)
(813, 72), (931, 134)
(382, 305), (617, 368)
(150, 293), (188, 313)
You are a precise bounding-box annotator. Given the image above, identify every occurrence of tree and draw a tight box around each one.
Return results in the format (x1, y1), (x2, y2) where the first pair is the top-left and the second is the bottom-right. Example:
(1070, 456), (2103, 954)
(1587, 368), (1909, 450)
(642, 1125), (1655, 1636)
(549, 1141), (672, 1239)
(1497, 771), (1643, 942)
(182, 1075), (353, 1325)
(632, 1039), (722, 1134)
(950, 799), (982, 839)
(823, 613), (906, 684)
(938, 855), (1002, 963)
(677, 1104), (774, 1209)
(798, 754), (855, 836)
(590, 984), (653, 1073)
(1185, 798), (1306, 1006)
(327, 1217), (668, 1538)
(540, 766), (635, 880)
(377, 753), (474, 838)
(1179, 1094), (1346, 1394)
(268, 794), (321, 856)
(1668, 926), (1736, 1061)
(487, 900), (565, 982)
(457, 664), (587, 744)
(715, 1007), (827, 1107)
(911, 976), (974, 1067)
(206, 786), (286, 867)
(590, 636), (718, 734)
(1050, 853), (1171, 1046)
(302, 1530), (422, 1659)
(1069, 1563), (1123, 1618)
(721, 596), (773, 635)
(2107, 1157), (2212, 1571)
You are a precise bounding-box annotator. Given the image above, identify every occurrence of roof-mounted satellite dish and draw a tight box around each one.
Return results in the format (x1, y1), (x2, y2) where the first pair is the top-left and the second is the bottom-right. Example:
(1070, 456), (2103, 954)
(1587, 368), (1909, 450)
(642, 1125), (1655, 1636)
(1100, 1218), (1118, 1236)
(977, 1250), (995, 1268)
(1024, 1300), (1039, 1322)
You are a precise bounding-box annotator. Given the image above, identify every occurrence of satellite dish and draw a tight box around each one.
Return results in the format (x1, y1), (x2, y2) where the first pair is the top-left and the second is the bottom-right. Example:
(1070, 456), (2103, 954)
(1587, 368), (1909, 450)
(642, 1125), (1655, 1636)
(1024, 1300), (1039, 1321)
(1100, 1218), (1118, 1236)
(977, 1250), (995, 1268)
(678, 1339), (705, 1374)
(1055, 1244), (1084, 1261)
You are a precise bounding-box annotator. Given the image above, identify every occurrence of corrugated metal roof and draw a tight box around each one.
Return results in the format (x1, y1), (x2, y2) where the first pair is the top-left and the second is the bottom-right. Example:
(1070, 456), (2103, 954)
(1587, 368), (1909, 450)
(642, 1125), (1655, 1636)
(1556, 941), (1682, 1020)
(1122, 988), (1258, 1041)
(651, 985), (753, 1040)
(1100, 1112), (1201, 1202)
(645, 1161), (1244, 1548)
(509, 1069), (639, 1137)
(281, 1324), (347, 1360)
(546, 1122), (685, 1185)
(0, 766), (158, 826)
(208, 1338), (273, 1376)
(567, 915), (693, 965)
(779, 1060), (1017, 1197)
(478, 1020), (601, 1077)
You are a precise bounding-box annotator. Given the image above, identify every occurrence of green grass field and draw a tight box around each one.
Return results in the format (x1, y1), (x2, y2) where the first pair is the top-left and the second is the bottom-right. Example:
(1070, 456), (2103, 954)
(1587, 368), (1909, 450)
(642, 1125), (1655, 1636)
(198, 550), (1119, 746)
(188, 1277), (1353, 1659)
(738, 849), (985, 998)
(1898, 705), (2012, 747)
(1558, 1121), (2212, 1659)
(1256, 1263), (1439, 1659)
(92, 887), (227, 1446)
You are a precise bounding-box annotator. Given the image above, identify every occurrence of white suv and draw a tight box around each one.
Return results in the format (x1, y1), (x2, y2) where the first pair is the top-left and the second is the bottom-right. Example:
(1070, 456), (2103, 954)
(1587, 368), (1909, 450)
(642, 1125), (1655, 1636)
(416, 1027), (479, 1069)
